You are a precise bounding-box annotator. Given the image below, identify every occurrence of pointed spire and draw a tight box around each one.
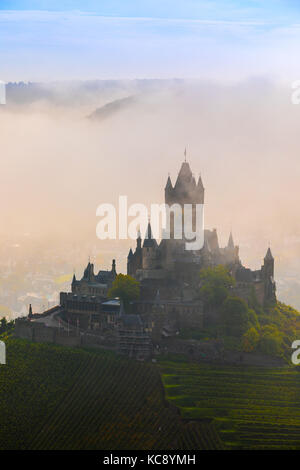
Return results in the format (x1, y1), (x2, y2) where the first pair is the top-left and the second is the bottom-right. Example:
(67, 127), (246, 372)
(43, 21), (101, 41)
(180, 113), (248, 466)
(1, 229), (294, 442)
(228, 231), (234, 249)
(165, 175), (173, 190)
(264, 247), (274, 261)
(175, 161), (193, 189)
(136, 227), (142, 250)
(112, 259), (116, 274)
(128, 248), (133, 259)
(143, 221), (157, 248)
(83, 261), (94, 281)
(145, 220), (153, 239)
(28, 304), (33, 318)
(72, 273), (76, 284)
(197, 174), (204, 190)
(184, 147), (187, 162)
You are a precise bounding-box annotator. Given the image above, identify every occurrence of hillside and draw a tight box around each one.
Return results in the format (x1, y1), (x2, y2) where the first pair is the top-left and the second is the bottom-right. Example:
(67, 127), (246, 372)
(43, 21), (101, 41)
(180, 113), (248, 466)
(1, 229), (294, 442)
(159, 359), (300, 450)
(0, 336), (223, 450)
(3, 333), (300, 450)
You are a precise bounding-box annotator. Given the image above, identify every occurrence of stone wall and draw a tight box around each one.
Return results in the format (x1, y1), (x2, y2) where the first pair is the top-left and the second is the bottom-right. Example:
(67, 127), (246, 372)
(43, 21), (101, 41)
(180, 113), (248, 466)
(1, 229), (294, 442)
(15, 319), (81, 347)
(231, 281), (265, 306)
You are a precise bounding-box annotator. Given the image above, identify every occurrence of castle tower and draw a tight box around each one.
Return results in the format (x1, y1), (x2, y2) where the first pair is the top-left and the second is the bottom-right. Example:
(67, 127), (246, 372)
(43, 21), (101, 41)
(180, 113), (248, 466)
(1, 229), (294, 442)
(165, 160), (204, 206)
(263, 247), (274, 279)
(165, 157), (204, 241)
(262, 247), (276, 304)
(28, 303), (33, 319)
(127, 249), (134, 276)
(142, 221), (158, 269)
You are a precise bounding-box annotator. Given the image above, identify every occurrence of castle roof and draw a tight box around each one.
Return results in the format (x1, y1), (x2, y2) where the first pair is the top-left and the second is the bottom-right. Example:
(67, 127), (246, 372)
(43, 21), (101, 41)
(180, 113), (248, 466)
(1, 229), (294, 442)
(197, 174), (204, 190)
(96, 269), (115, 284)
(80, 260), (116, 285)
(175, 161), (193, 188)
(264, 247), (274, 261)
(143, 221), (157, 248)
(228, 231), (234, 249)
(83, 262), (95, 281)
(165, 175), (173, 190)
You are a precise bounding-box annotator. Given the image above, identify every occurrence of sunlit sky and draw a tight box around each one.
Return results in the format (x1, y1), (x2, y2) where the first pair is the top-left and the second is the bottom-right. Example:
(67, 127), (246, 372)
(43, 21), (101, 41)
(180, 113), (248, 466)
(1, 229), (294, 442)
(1, 0), (300, 81)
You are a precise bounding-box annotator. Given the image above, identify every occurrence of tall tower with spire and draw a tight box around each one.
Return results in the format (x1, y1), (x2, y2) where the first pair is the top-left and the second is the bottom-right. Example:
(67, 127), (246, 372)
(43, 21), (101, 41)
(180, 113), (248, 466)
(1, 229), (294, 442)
(262, 247), (276, 303)
(165, 154), (204, 241)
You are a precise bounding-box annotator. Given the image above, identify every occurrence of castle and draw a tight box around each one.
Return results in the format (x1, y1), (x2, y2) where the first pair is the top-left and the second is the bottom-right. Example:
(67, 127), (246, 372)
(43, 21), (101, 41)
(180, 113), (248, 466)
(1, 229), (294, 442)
(59, 158), (275, 336)
(127, 159), (276, 308)
(18, 159), (276, 359)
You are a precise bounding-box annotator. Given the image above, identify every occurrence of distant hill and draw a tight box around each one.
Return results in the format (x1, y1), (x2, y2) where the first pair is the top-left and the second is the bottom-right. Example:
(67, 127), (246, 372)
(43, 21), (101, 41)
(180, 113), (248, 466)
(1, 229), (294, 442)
(5, 79), (182, 107)
(88, 95), (137, 121)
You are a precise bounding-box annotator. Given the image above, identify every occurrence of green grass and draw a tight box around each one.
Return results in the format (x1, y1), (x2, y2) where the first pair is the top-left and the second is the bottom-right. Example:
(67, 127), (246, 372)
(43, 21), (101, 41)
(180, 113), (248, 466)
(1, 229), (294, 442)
(159, 360), (300, 449)
(0, 337), (223, 450)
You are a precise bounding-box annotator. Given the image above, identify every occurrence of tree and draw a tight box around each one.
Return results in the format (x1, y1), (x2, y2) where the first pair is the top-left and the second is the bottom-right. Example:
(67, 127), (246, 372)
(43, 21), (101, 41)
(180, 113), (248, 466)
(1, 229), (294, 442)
(259, 325), (282, 356)
(242, 327), (259, 352)
(0, 317), (7, 333)
(199, 265), (235, 310)
(222, 296), (249, 337)
(108, 274), (140, 312)
(247, 308), (259, 329)
(0, 317), (14, 334)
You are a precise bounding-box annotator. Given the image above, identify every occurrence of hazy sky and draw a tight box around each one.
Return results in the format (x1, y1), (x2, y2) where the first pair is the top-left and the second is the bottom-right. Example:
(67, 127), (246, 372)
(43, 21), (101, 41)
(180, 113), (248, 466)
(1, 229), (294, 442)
(1, 2), (300, 306)
(1, 1), (300, 81)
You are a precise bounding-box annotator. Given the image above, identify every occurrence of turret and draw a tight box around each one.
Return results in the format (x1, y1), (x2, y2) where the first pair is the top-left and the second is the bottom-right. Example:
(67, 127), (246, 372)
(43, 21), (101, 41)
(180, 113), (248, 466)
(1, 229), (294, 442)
(143, 221), (157, 248)
(224, 230), (239, 263)
(227, 231), (234, 249)
(142, 221), (158, 269)
(262, 247), (276, 304)
(165, 158), (204, 205)
(263, 247), (274, 279)
(112, 259), (116, 275)
(165, 175), (173, 191)
(136, 228), (142, 250)
(164, 158), (205, 243)
(127, 249), (134, 276)
(197, 174), (204, 190)
(71, 273), (77, 293)
(28, 303), (33, 319)
(83, 262), (95, 281)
